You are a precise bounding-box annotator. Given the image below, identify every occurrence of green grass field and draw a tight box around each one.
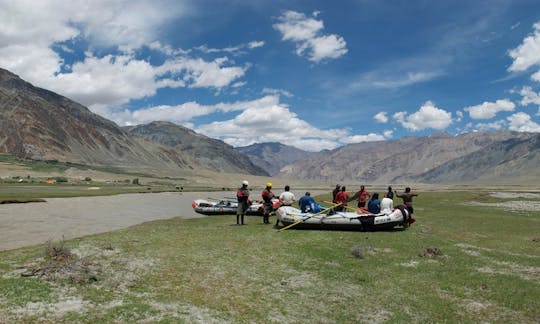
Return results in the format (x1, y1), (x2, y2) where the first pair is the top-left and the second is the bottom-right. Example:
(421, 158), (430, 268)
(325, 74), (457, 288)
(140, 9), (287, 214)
(0, 191), (538, 323)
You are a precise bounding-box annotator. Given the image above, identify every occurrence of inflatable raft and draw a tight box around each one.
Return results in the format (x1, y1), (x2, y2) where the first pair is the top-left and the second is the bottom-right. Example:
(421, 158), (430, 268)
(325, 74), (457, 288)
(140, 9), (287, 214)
(276, 205), (413, 231)
(191, 199), (263, 216)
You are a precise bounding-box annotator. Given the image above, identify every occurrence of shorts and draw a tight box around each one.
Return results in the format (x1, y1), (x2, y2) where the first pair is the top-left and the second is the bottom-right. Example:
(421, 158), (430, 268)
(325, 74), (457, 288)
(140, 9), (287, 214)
(263, 202), (273, 215)
(237, 203), (248, 215)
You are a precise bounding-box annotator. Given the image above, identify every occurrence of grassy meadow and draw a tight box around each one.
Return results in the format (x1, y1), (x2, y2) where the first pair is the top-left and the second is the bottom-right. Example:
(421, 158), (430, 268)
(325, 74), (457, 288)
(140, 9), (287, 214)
(0, 191), (538, 323)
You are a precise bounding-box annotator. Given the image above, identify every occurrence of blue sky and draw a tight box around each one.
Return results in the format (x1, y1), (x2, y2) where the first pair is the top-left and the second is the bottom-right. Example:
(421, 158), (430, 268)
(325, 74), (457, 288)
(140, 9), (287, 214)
(1, 0), (540, 151)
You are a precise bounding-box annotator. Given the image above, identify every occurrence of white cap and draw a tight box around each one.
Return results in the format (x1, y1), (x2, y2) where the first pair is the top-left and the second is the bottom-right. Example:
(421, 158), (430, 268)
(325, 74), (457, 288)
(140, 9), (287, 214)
(242, 180), (249, 186)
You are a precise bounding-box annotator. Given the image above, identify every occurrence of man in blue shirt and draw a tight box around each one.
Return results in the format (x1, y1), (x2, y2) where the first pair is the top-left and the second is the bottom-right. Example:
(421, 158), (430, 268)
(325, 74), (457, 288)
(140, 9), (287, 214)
(367, 193), (381, 214)
(299, 192), (317, 213)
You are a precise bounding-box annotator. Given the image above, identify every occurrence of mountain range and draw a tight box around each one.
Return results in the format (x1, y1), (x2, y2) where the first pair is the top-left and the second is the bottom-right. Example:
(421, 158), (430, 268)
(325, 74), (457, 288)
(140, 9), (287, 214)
(235, 142), (316, 176)
(0, 68), (264, 177)
(275, 131), (540, 184)
(1, 67), (539, 185)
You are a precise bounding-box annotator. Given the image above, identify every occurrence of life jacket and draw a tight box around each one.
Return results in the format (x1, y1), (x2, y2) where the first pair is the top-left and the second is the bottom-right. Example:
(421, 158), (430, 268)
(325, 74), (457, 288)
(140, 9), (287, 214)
(261, 189), (274, 203)
(237, 188), (249, 202)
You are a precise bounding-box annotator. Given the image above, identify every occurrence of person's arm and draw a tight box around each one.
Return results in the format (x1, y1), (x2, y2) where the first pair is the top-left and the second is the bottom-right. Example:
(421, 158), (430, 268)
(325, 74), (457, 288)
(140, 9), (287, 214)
(348, 192), (359, 202)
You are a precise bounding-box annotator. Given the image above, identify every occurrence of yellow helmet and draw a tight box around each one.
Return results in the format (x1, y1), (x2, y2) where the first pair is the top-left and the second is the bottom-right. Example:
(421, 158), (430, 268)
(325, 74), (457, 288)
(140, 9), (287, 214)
(266, 182), (272, 188)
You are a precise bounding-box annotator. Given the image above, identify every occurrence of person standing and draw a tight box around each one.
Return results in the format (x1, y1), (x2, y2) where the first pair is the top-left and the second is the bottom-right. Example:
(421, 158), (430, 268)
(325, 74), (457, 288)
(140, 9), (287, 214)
(261, 182), (275, 224)
(395, 187), (418, 215)
(350, 185), (371, 208)
(236, 180), (251, 225)
(385, 186), (394, 200)
(335, 186), (349, 212)
(332, 184), (340, 203)
(276, 185), (295, 227)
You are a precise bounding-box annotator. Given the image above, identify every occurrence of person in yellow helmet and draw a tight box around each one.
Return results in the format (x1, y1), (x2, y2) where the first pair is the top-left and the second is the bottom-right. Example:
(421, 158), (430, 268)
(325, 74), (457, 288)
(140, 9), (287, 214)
(261, 182), (275, 224)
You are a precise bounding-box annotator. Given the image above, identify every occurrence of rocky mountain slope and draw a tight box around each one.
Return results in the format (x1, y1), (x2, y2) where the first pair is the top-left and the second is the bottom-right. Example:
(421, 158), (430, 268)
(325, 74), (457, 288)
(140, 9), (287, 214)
(276, 131), (540, 184)
(124, 121), (268, 176)
(0, 68), (197, 174)
(415, 132), (540, 183)
(2, 67), (538, 184)
(235, 142), (316, 175)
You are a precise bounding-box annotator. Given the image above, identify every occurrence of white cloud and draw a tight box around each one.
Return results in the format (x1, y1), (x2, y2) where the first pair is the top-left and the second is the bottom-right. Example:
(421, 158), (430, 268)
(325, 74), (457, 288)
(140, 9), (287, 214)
(106, 95), (280, 126)
(161, 57), (248, 89)
(383, 130), (394, 139)
(508, 22), (540, 72)
(519, 86), (540, 106)
(248, 41), (265, 49)
(273, 10), (347, 63)
(371, 72), (442, 89)
(341, 134), (386, 144)
(507, 112), (540, 132)
(195, 40), (265, 55)
(473, 120), (506, 131)
(532, 70), (540, 82)
(0, 0), (247, 111)
(374, 112), (388, 123)
(28, 53), (246, 111)
(464, 99), (515, 119)
(262, 88), (294, 98)
(187, 96), (386, 151)
(455, 110), (464, 122)
(45, 54), (163, 108)
(394, 101), (452, 131)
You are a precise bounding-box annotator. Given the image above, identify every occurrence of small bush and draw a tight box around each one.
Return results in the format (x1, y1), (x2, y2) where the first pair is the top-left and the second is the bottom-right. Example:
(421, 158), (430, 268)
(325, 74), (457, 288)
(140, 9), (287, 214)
(351, 245), (365, 259)
(45, 238), (72, 262)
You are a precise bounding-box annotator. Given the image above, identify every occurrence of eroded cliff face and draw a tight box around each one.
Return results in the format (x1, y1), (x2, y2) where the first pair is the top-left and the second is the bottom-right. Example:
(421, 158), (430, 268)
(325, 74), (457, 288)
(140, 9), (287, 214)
(0, 68), (194, 173)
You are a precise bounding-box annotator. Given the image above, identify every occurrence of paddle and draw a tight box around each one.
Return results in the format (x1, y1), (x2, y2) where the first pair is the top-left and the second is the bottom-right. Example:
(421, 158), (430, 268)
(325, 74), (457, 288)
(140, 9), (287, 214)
(278, 203), (341, 232)
(323, 201), (371, 214)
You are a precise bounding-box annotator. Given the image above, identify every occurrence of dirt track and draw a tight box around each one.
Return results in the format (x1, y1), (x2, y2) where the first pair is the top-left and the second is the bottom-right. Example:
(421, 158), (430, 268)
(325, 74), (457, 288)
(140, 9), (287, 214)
(0, 192), (212, 251)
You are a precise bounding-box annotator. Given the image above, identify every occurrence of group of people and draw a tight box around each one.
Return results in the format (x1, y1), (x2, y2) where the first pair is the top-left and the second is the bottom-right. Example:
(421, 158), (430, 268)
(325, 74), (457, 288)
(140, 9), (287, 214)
(236, 180), (295, 226)
(332, 184), (417, 215)
(236, 180), (418, 226)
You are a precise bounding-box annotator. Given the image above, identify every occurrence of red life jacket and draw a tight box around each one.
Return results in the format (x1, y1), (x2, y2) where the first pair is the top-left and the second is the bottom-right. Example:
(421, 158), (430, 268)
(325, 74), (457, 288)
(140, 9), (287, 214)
(237, 188), (249, 202)
(261, 189), (274, 203)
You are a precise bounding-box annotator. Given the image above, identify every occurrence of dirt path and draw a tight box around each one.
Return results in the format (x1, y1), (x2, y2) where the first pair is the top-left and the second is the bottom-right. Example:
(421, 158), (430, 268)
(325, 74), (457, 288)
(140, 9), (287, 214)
(0, 192), (213, 251)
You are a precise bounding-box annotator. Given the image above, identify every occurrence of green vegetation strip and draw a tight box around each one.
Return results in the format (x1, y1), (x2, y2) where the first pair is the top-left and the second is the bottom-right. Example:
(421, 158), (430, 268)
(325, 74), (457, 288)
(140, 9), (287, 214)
(0, 191), (538, 322)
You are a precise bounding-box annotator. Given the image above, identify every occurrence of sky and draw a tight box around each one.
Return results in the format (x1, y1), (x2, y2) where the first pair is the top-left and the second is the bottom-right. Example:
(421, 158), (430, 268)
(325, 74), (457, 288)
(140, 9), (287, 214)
(1, 0), (540, 151)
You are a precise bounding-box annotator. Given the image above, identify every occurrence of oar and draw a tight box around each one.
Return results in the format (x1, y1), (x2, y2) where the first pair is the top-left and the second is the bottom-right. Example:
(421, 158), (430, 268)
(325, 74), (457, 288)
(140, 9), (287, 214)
(278, 203), (341, 232)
